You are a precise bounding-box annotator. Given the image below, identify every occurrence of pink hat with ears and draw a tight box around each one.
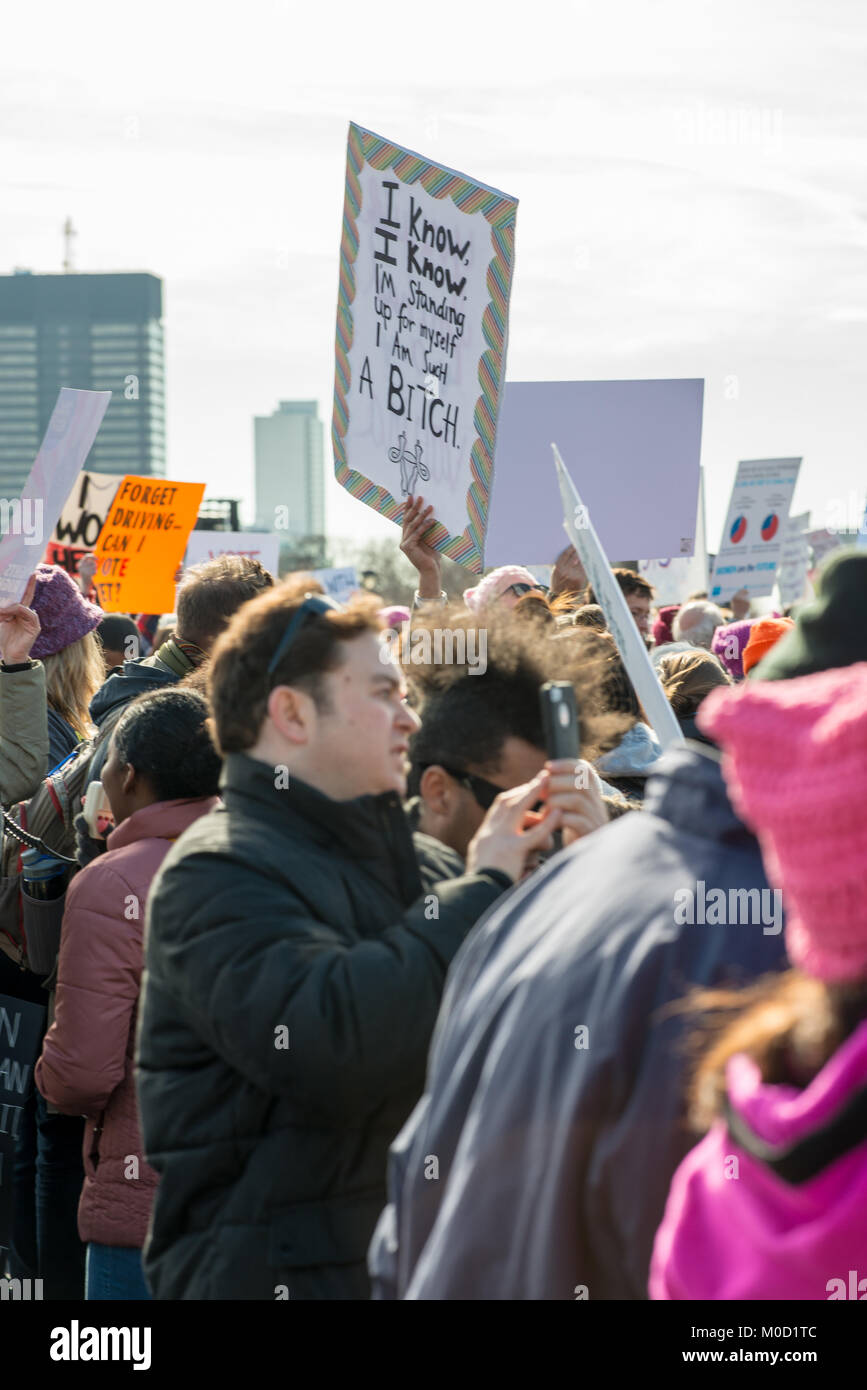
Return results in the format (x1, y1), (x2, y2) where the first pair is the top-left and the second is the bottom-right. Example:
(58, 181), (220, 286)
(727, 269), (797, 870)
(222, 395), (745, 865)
(698, 662), (867, 982)
(462, 566), (540, 614)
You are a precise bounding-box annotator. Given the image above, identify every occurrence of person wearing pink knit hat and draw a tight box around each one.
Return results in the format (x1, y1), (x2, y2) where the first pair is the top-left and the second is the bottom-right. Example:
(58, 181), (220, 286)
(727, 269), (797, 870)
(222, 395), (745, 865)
(650, 662), (867, 1301)
(651, 604), (680, 648)
(700, 661), (867, 980)
(462, 566), (545, 614)
(377, 604), (411, 630)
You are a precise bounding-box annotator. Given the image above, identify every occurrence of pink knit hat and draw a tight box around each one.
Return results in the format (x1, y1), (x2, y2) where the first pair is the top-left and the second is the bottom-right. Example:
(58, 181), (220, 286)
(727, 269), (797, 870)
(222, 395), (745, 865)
(697, 662), (867, 982)
(652, 605), (680, 647)
(30, 563), (103, 659)
(462, 566), (540, 614)
(378, 604), (411, 629)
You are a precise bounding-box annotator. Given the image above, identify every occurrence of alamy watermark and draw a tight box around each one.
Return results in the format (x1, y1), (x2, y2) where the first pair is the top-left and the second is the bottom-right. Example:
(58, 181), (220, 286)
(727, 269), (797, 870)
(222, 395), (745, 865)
(49, 1322), (151, 1370)
(673, 881), (782, 935)
(1, 1277), (43, 1299)
(380, 625), (487, 675)
(673, 104), (783, 152)
(0, 498), (44, 545)
(826, 1270), (867, 1300)
(823, 490), (867, 536)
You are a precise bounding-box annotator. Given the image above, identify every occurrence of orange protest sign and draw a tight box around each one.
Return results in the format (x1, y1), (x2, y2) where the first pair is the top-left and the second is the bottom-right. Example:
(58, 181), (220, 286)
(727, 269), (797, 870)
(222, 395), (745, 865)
(93, 476), (206, 613)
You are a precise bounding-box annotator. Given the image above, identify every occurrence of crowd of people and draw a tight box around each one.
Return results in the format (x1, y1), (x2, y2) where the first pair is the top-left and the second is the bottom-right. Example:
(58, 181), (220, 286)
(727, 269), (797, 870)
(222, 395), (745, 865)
(0, 505), (864, 1302)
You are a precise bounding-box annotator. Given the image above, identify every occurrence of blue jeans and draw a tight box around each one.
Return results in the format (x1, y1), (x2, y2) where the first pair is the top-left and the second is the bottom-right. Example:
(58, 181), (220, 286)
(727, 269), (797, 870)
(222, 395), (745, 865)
(86, 1242), (151, 1300)
(8, 1086), (86, 1299)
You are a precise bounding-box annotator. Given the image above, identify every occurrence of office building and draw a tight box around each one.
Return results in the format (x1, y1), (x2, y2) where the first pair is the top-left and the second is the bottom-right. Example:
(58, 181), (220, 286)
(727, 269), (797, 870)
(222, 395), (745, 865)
(0, 270), (165, 495)
(254, 399), (325, 538)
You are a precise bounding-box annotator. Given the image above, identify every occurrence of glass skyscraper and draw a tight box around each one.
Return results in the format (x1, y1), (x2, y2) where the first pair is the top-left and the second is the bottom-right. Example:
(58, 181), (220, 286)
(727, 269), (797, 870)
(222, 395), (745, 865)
(0, 270), (165, 495)
(254, 399), (325, 539)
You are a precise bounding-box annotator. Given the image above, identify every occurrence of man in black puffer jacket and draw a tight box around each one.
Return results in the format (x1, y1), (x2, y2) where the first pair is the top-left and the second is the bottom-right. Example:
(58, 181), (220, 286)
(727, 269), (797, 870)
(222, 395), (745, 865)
(136, 582), (563, 1299)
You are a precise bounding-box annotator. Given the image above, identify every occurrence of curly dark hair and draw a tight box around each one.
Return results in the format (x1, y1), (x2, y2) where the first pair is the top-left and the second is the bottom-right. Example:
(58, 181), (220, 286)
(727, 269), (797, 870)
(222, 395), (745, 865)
(404, 605), (627, 792)
(112, 687), (222, 801)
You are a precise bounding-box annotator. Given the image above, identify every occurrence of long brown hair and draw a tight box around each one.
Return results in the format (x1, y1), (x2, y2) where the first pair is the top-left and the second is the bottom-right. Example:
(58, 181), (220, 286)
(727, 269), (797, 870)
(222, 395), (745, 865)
(670, 971), (867, 1133)
(42, 630), (104, 740)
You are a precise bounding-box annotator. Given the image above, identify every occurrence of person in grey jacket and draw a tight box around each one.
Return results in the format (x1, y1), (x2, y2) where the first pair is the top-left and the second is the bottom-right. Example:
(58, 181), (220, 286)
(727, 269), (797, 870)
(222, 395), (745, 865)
(0, 565), (105, 1300)
(0, 659), (49, 805)
(368, 741), (788, 1300)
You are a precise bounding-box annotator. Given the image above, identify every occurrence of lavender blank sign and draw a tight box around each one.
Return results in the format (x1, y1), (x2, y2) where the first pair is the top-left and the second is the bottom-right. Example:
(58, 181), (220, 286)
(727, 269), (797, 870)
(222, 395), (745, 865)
(485, 379), (704, 567)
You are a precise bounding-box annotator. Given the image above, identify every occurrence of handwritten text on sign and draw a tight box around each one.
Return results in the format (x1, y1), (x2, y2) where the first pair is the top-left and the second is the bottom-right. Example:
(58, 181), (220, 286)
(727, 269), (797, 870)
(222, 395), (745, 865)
(94, 476), (205, 613)
(333, 124), (517, 572)
(0, 995), (46, 1249)
(44, 470), (121, 576)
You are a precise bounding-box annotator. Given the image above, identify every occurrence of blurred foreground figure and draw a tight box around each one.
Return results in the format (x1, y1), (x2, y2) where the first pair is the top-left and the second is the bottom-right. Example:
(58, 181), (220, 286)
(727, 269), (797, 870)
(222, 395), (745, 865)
(650, 663), (867, 1300)
(369, 553), (863, 1299)
(368, 737), (785, 1299)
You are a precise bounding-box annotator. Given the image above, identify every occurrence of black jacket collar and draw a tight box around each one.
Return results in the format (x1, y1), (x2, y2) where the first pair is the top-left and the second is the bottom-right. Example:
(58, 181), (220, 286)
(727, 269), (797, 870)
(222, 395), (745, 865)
(220, 752), (423, 903)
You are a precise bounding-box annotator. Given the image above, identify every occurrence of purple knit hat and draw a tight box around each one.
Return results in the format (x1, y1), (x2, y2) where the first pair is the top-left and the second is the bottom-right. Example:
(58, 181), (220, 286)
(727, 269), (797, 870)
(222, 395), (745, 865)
(30, 564), (103, 659)
(462, 566), (540, 614)
(711, 618), (755, 681)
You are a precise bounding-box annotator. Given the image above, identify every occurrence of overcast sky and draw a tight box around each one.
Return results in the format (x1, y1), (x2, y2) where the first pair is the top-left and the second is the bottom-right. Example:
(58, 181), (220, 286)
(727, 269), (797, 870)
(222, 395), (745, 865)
(3, 0), (866, 557)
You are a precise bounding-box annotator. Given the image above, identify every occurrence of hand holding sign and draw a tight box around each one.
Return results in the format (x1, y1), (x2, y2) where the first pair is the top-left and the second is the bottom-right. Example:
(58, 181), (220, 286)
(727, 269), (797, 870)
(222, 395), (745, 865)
(400, 494), (443, 599)
(77, 552), (97, 593)
(551, 544), (587, 599)
(0, 573), (40, 664)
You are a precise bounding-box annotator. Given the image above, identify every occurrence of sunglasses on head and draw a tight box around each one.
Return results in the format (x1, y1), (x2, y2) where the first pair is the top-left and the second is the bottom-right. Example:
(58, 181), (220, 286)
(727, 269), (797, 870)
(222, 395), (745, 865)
(506, 583), (549, 598)
(267, 593), (343, 678)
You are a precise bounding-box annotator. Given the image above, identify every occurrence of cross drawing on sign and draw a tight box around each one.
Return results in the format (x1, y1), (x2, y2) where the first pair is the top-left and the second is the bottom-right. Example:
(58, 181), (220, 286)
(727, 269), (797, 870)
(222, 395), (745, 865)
(389, 431), (430, 497)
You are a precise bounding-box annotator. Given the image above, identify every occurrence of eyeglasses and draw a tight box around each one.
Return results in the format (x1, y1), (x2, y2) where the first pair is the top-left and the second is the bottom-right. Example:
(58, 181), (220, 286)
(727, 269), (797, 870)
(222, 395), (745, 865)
(267, 593), (342, 677)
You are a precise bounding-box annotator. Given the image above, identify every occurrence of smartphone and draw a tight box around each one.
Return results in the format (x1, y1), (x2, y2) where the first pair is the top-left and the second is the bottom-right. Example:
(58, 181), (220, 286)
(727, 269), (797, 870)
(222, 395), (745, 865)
(539, 681), (581, 761)
(539, 682), (580, 855)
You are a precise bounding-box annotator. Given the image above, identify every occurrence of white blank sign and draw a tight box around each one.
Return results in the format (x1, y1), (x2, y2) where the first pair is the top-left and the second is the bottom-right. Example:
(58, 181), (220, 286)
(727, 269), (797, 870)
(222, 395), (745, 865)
(484, 379), (704, 567)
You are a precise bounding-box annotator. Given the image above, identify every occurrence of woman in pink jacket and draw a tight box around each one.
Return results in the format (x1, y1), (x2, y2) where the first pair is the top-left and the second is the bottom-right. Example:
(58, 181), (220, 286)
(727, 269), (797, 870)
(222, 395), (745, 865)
(650, 662), (867, 1301)
(36, 686), (220, 1300)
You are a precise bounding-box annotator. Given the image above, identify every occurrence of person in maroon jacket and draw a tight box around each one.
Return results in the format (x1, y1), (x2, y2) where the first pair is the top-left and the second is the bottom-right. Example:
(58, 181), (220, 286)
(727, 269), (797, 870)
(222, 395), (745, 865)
(36, 686), (221, 1300)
